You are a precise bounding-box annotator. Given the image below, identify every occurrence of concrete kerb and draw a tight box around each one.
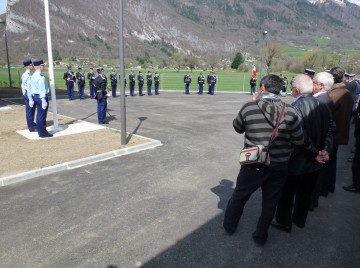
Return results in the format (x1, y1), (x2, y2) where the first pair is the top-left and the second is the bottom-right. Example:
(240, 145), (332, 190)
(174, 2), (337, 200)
(0, 136), (162, 187)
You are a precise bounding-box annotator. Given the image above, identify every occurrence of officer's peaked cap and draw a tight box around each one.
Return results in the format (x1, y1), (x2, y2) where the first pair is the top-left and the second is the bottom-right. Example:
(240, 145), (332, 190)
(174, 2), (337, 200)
(23, 59), (32, 66)
(33, 59), (44, 66)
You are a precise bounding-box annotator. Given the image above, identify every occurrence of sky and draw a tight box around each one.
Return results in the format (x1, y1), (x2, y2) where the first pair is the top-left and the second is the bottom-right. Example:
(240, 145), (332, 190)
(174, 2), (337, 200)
(0, 0), (7, 15)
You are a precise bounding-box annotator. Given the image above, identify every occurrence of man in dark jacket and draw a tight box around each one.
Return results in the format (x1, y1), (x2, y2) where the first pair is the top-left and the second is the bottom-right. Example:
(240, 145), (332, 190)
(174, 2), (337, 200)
(272, 74), (335, 233)
(223, 74), (304, 246)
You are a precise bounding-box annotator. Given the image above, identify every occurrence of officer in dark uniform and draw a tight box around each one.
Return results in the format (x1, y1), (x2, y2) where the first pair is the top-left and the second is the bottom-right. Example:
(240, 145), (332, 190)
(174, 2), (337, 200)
(184, 73), (192, 94)
(110, 69), (117, 97)
(76, 67), (85, 99)
(250, 75), (257, 95)
(93, 67), (108, 124)
(87, 67), (96, 99)
(154, 72), (160, 95)
(210, 72), (217, 95)
(63, 66), (76, 100)
(146, 71), (153, 95)
(207, 72), (211, 94)
(197, 72), (205, 95)
(129, 71), (136, 96)
(138, 71), (144, 96)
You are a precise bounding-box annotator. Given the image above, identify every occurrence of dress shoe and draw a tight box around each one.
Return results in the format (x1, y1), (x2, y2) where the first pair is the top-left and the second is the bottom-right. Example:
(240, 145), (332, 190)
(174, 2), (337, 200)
(222, 224), (236, 235)
(292, 217), (305, 228)
(29, 129), (37, 132)
(343, 184), (360, 193)
(40, 133), (53, 138)
(271, 220), (292, 233)
(252, 231), (268, 247)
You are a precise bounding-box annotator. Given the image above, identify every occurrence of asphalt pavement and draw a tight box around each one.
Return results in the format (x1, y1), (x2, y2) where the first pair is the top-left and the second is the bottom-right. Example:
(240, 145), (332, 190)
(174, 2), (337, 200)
(0, 91), (359, 268)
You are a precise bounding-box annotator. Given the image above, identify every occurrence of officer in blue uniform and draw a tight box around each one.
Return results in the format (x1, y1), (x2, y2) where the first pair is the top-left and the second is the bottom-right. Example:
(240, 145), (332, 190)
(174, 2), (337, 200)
(197, 72), (205, 95)
(63, 66), (76, 100)
(129, 71), (136, 96)
(21, 59), (36, 132)
(93, 67), (108, 124)
(184, 73), (191, 94)
(31, 60), (52, 138)
(154, 72), (160, 95)
(146, 71), (153, 95)
(209, 72), (217, 95)
(110, 69), (117, 97)
(76, 67), (85, 99)
(87, 67), (96, 98)
(207, 72), (211, 94)
(138, 71), (144, 96)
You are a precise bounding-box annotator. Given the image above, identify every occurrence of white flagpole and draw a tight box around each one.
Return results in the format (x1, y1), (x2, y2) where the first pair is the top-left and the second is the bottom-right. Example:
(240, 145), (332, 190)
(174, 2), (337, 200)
(44, 0), (60, 130)
(119, 0), (126, 144)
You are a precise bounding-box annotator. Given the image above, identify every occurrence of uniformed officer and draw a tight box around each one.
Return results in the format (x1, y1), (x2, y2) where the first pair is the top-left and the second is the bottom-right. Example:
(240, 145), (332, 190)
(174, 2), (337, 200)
(207, 72), (211, 94)
(250, 75), (257, 95)
(154, 72), (160, 95)
(138, 71), (144, 96)
(184, 72), (192, 94)
(209, 72), (217, 95)
(87, 67), (96, 98)
(76, 67), (85, 99)
(110, 69), (117, 97)
(21, 59), (36, 132)
(31, 60), (52, 138)
(146, 71), (153, 95)
(129, 71), (136, 96)
(93, 67), (108, 124)
(197, 72), (205, 95)
(63, 66), (76, 100)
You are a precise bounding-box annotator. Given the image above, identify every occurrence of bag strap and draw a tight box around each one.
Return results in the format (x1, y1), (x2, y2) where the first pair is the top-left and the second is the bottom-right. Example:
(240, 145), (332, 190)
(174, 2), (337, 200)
(269, 102), (286, 143)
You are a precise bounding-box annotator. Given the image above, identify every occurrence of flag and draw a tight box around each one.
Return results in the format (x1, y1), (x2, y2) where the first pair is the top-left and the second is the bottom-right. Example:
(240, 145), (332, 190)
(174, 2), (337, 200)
(252, 64), (256, 78)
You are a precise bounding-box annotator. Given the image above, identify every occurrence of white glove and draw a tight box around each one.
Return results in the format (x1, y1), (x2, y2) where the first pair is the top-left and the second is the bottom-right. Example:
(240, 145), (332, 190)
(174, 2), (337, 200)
(42, 100), (48, 110)
(29, 100), (34, 108)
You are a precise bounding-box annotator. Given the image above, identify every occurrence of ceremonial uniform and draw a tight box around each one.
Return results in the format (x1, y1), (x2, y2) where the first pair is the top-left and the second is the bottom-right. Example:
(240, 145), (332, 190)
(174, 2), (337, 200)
(63, 67), (76, 100)
(87, 68), (96, 98)
(184, 74), (191, 94)
(93, 67), (108, 124)
(76, 68), (85, 99)
(21, 59), (36, 132)
(197, 73), (205, 94)
(210, 72), (217, 95)
(250, 76), (257, 95)
(154, 72), (160, 95)
(31, 60), (52, 138)
(110, 71), (117, 97)
(207, 73), (211, 94)
(138, 71), (144, 96)
(129, 71), (136, 96)
(146, 71), (153, 95)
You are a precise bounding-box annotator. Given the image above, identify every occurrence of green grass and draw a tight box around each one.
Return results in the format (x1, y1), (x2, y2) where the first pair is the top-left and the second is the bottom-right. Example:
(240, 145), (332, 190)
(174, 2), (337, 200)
(0, 67), (296, 93)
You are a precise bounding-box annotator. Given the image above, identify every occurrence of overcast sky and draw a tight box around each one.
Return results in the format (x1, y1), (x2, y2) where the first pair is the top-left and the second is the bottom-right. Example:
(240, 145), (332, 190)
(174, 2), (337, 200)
(0, 0), (7, 15)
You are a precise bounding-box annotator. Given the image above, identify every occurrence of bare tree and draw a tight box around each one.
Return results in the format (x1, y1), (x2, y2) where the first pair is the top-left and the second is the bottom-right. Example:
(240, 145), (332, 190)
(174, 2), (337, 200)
(171, 53), (183, 72)
(264, 41), (283, 73)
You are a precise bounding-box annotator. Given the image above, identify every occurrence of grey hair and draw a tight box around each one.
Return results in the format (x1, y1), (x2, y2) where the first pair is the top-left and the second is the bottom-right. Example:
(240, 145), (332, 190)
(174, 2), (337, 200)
(313, 72), (334, 91)
(292, 74), (313, 94)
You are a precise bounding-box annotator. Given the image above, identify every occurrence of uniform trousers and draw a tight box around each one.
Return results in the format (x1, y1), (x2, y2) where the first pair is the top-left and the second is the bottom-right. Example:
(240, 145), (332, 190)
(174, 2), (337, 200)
(185, 84), (190, 94)
(89, 83), (95, 99)
(33, 94), (50, 137)
(24, 94), (36, 131)
(147, 84), (152, 95)
(210, 84), (215, 95)
(276, 170), (319, 228)
(198, 84), (203, 94)
(97, 96), (107, 124)
(223, 163), (288, 240)
(111, 84), (117, 97)
(78, 83), (85, 99)
(139, 84), (144, 96)
(250, 85), (256, 95)
(130, 84), (135, 96)
(155, 84), (159, 95)
(67, 83), (74, 100)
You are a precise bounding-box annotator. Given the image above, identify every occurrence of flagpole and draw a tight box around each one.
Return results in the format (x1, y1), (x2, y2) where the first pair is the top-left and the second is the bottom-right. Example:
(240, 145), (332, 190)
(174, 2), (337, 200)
(119, 0), (126, 144)
(44, 0), (60, 130)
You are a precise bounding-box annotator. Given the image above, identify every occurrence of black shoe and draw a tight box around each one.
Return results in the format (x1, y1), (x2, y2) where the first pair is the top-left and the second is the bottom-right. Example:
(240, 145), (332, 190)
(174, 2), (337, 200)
(222, 223), (236, 235)
(29, 129), (37, 132)
(343, 184), (360, 193)
(292, 218), (305, 228)
(271, 220), (292, 233)
(40, 133), (53, 138)
(252, 231), (268, 247)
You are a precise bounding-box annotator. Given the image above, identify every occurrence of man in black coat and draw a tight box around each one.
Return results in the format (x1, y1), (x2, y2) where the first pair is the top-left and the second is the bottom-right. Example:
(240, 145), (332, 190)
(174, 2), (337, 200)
(272, 74), (335, 232)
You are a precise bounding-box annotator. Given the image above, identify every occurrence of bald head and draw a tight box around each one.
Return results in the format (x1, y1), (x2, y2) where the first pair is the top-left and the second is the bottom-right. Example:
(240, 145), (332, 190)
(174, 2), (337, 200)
(291, 74), (313, 97)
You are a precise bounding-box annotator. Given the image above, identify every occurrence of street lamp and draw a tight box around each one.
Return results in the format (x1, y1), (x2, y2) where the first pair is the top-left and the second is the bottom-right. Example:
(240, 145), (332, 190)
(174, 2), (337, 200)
(0, 19), (12, 88)
(259, 30), (268, 80)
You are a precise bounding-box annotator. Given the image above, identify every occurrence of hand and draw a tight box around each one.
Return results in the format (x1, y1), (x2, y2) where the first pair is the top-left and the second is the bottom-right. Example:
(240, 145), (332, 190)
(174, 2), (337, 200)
(315, 150), (329, 164)
(42, 100), (48, 110)
(29, 100), (34, 108)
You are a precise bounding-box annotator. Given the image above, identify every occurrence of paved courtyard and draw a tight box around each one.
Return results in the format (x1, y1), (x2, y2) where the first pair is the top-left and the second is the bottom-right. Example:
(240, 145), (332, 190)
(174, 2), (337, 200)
(0, 91), (359, 267)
